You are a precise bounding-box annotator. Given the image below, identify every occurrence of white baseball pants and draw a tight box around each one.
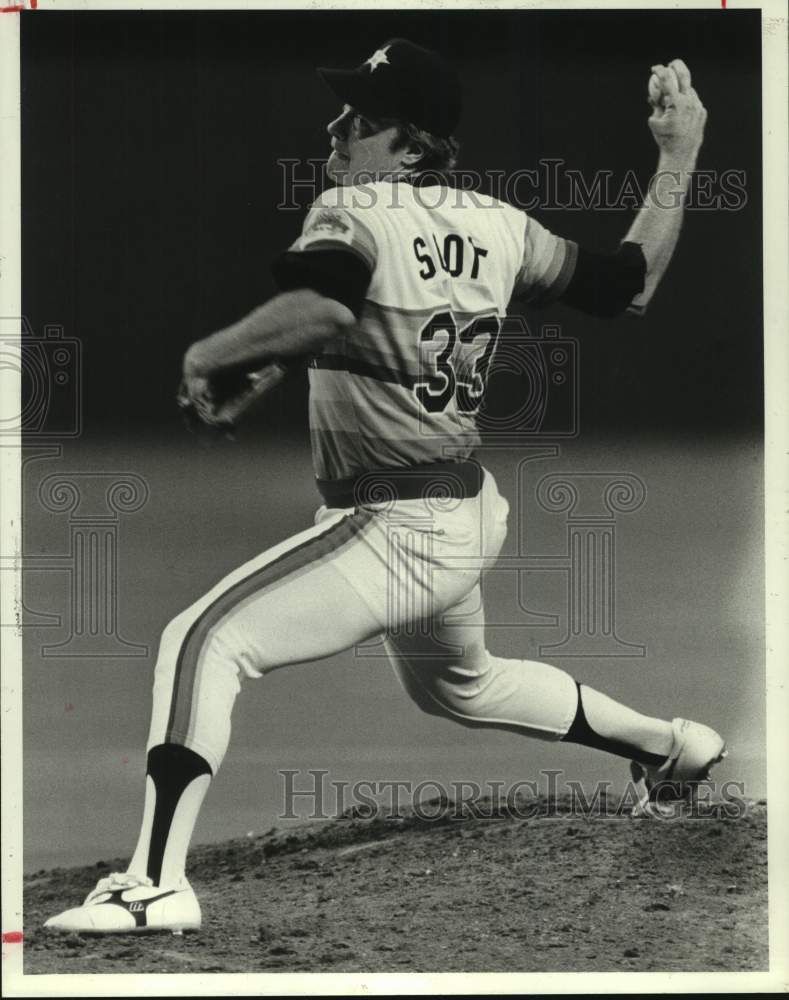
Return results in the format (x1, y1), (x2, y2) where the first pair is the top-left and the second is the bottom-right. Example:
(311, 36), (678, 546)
(146, 467), (577, 773)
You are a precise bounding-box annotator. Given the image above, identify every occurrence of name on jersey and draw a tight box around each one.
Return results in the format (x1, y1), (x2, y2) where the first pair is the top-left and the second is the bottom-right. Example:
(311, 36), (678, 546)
(413, 233), (488, 282)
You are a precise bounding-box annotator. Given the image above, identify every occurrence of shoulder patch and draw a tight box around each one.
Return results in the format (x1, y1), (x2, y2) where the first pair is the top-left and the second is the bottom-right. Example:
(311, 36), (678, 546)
(302, 207), (355, 247)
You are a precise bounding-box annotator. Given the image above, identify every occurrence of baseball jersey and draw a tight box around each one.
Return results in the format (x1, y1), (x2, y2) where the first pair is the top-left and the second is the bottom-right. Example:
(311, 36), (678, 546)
(285, 180), (577, 484)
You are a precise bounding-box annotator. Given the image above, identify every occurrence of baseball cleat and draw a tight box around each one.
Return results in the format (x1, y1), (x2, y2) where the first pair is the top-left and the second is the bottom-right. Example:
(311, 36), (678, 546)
(630, 717), (727, 817)
(44, 871), (201, 935)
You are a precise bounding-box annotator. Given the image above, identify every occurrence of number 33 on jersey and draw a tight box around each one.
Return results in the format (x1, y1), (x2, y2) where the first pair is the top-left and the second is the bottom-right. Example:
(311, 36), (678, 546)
(286, 179), (577, 484)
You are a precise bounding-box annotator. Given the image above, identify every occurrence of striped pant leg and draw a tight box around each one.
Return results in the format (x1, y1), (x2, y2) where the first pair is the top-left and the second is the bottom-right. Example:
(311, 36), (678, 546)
(147, 508), (387, 774)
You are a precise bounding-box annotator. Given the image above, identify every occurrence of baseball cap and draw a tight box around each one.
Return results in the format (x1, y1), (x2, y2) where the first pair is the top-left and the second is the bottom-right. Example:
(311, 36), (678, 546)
(317, 38), (462, 139)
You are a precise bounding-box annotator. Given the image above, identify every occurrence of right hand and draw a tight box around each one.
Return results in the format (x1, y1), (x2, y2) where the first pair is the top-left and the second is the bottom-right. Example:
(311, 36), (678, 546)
(647, 59), (707, 164)
(177, 361), (288, 436)
(210, 362), (289, 425)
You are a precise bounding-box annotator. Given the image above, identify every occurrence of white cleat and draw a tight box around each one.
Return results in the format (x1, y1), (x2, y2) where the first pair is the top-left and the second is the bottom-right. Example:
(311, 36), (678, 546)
(630, 717), (727, 818)
(44, 871), (201, 935)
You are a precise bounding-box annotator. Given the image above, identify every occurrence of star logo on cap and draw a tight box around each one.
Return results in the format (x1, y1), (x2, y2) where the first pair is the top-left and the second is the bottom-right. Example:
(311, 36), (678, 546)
(365, 45), (391, 72)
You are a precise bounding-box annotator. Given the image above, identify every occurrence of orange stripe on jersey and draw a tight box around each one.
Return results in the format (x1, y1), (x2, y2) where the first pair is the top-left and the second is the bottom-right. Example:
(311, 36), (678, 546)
(286, 182), (569, 484)
(308, 364), (480, 480)
(529, 238), (579, 305)
(514, 217), (578, 303)
(311, 354), (418, 389)
(309, 428), (478, 481)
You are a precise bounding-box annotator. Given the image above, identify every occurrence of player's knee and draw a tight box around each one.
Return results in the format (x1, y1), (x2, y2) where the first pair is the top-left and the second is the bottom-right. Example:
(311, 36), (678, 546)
(156, 612), (260, 682)
(413, 684), (494, 730)
(402, 655), (497, 723)
(430, 685), (491, 722)
(207, 620), (267, 679)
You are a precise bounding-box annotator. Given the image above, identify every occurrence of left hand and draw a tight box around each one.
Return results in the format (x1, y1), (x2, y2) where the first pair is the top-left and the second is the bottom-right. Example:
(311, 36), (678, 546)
(647, 59), (707, 163)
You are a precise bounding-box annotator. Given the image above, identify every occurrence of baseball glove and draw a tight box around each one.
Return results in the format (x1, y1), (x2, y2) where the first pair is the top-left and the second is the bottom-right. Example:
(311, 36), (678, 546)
(177, 360), (289, 437)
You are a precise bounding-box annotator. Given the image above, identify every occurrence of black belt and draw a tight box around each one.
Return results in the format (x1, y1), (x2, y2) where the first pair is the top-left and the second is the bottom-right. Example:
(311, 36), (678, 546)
(317, 459), (483, 509)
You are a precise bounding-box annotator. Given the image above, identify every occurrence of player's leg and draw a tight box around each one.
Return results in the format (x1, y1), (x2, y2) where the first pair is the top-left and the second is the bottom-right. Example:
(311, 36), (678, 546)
(45, 507), (391, 933)
(387, 582), (578, 739)
(384, 471), (585, 743)
(387, 582), (675, 761)
(388, 584), (725, 809)
(130, 508), (393, 884)
(388, 468), (723, 785)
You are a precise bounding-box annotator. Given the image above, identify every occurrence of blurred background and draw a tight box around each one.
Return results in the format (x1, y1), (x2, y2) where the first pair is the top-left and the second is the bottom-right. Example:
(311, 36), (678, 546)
(20, 8), (764, 871)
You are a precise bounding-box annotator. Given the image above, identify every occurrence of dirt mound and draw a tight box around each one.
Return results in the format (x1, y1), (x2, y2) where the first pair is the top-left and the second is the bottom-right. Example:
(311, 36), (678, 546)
(23, 795), (768, 974)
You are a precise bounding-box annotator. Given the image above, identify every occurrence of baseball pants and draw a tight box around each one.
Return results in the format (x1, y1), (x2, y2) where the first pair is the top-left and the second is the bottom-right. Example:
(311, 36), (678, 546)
(146, 466), (578, 773)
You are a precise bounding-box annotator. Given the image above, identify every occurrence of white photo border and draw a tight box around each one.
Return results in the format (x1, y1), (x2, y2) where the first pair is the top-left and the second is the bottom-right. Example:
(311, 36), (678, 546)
(1, 0), (787, 995)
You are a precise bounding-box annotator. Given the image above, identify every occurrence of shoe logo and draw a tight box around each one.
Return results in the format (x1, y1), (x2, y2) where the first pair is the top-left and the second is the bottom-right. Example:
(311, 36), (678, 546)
(98, 888), (178, 927)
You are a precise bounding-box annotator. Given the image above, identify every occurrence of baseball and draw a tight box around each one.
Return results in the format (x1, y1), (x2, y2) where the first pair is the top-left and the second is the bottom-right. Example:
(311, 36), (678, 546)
(649, 66), (679, 107)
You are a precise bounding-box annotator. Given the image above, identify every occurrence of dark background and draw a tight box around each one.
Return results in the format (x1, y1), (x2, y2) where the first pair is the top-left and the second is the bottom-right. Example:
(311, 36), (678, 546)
(21, 8), (762, 440)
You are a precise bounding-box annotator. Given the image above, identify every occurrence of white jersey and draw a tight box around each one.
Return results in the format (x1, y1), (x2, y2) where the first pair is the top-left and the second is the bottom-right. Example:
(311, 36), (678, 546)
(289, 180), (576, 483)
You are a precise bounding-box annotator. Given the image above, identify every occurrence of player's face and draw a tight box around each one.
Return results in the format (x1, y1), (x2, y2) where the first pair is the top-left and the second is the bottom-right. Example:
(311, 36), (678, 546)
(326, 105), (406, 185)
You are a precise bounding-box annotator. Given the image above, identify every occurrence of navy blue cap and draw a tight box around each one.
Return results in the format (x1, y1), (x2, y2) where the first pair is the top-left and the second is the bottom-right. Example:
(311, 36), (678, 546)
(317, 38), (462, 139)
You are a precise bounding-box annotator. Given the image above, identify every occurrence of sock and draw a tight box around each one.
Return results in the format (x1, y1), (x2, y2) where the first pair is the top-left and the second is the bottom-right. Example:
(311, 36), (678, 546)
(127, 744), (212, 887)
(562, 682), (673, 767)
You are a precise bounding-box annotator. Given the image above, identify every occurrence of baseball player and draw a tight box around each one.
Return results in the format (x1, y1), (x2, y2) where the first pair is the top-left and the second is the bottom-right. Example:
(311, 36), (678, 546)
(46, 39), (724, 935)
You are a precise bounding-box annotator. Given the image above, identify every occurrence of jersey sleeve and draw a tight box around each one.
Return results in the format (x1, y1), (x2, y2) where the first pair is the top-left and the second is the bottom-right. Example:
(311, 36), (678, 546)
(271, 188), (379, 316)
(512, 213), (578, 305)
(294, 188), (379, 268)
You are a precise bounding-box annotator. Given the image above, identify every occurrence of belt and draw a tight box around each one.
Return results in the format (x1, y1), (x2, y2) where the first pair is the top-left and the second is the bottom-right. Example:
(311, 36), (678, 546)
(316, 459), (483, 509)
